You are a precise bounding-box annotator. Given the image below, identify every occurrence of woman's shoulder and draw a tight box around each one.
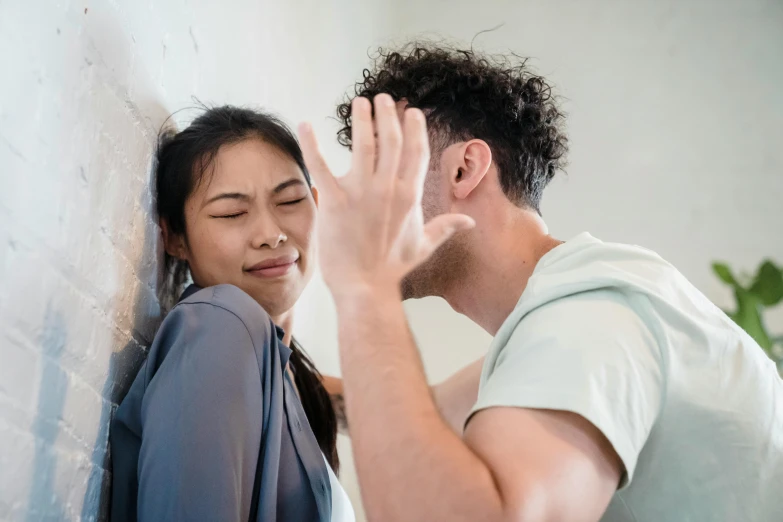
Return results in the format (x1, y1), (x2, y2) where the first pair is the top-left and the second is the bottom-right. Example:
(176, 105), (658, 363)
(151, 284), (276, 366)
(115, 285), (276, 429)
(174, 284), (273, 337)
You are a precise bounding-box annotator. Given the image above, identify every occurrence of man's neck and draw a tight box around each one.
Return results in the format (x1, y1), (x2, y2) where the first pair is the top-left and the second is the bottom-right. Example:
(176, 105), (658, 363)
(442, 211), (561, 335)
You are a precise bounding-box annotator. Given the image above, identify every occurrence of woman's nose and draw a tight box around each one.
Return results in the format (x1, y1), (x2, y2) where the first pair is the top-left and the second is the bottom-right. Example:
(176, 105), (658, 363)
(252, 214), (288, 249)
(254, 229), (287, 248)
(265, 232), (287, 248)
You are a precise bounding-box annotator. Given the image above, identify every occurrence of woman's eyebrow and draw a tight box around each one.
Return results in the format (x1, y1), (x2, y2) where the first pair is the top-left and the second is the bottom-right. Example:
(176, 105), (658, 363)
(203, 192), (251, 206)
(273, 178), (306, 194)
(202, 179), (304, 207)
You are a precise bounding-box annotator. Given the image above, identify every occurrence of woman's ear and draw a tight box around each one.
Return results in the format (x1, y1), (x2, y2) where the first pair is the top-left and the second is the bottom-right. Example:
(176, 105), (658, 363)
(311, 185), (320, 208)
(453, 139), (492, 200)
(160, 218), (187, 260)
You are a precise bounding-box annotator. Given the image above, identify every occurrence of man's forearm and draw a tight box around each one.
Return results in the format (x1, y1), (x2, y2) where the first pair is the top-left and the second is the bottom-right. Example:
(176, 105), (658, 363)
(333, 286), (504, 522)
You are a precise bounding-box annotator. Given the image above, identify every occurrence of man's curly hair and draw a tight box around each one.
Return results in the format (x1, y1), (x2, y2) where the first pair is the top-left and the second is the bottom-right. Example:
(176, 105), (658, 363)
(336, 43), (568, 212)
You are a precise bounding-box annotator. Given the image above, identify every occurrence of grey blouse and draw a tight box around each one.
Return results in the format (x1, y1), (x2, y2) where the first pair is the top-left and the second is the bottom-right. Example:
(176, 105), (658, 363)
(110, 284), (332, 522)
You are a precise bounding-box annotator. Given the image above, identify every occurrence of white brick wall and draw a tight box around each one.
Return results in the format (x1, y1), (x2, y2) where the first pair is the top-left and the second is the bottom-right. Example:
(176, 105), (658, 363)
(0, 6), (161, 512)
(0, 1), (390, 519)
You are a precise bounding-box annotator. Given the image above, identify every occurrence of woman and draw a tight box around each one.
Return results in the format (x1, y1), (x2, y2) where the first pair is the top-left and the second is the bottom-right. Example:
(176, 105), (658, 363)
(110, 106), (354, 522)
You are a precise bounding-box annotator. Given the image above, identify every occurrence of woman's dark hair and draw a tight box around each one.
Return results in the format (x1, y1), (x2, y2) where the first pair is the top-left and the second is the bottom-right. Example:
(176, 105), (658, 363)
(155, 105), (339, 471)
(337, 42), (569, 213)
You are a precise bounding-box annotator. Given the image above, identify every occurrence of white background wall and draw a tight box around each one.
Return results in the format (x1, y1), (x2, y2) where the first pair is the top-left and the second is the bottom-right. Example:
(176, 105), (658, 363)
(1, 1), (781, 521)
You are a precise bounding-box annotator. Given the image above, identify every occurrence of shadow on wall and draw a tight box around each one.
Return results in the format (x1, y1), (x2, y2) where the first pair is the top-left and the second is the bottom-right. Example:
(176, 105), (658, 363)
(75, 8), (177, 520)
(81, 151), (164, 520)
(25, 307), (68, 522)
(80, 290), (157, 519)
(81, 95), (171, 520)
(26, 290), (158, 521)
(82, 97), (172, 520)
(81, 325), (152, 518)
(17, 6), (175, 519)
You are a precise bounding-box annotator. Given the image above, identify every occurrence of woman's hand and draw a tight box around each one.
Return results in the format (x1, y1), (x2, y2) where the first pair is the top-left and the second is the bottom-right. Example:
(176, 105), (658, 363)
(297, 94), (474, 298)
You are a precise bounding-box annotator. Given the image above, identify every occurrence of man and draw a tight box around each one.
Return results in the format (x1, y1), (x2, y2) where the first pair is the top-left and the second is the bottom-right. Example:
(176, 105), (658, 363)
(301, 44), (783, 521)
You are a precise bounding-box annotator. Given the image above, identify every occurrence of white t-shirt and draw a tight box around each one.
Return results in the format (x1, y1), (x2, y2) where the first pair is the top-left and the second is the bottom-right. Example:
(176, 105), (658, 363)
(471, 233), (783, 521)
(323, 454), (355, 522)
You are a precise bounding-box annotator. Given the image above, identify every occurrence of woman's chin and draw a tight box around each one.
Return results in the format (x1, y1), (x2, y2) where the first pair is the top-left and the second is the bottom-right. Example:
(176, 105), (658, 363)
(245, 289), (298, 318)
(237, 269), (309, 320)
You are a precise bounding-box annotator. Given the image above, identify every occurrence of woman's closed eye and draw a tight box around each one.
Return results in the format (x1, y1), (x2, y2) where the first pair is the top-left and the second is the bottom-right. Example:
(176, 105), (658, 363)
(279, 197), (306, 206)
(211, 211), (247, 219)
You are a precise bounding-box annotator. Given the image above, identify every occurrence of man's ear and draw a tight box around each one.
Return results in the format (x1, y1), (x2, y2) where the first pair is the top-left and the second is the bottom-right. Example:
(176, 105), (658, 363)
(160, 218), (187, 260)
(453, 139), (492, 200)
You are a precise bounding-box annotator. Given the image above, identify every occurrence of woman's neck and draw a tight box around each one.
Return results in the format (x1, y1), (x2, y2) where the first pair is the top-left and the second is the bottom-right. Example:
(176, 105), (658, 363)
(273, 309), (300, 398)
(272, 309), (294, 346)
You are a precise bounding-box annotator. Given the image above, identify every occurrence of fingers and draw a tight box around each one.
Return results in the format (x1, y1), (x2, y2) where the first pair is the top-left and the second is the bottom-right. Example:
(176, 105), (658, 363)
(373, 94), (403, 185)
(350, 97), (375, 183)
(418, 214), (476, 261)
(399, 108), (431, 186)
(298, 122), (338, 196)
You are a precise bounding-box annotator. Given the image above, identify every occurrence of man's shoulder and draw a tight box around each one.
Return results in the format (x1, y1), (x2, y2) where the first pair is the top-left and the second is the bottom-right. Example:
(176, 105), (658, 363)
(512, 288), (648, 341)
(486, 286), (662, 380)
(534, 234), (672, 283)
(519, 235), (678, 322)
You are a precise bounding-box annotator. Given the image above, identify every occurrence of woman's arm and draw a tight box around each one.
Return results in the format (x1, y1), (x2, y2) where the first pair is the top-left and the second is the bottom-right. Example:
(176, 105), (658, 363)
(432, 357), (485, 435)
(322, 356), (484, 437)
(321, 375), (350, 434)
(138, 302), (264, 521)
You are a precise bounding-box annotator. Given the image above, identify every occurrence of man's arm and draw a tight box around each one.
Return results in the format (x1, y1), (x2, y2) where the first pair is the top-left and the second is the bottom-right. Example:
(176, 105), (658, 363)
(298, 95), (623, 521)
(322, 356), (484, 436)
(334, 287), (621, 522)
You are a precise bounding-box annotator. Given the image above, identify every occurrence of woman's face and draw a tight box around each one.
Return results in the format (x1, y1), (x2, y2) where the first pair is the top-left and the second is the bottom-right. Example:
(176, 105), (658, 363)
(166, 138), (318, 318)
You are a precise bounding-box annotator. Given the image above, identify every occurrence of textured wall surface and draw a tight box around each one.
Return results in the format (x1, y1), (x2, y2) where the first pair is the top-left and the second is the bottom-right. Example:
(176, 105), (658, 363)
(0, 1), (389, 519)
(1, 1), (781, 521)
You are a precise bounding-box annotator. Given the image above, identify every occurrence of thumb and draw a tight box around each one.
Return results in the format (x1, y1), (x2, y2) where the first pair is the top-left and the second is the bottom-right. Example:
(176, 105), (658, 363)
(418, 214), (476, 261)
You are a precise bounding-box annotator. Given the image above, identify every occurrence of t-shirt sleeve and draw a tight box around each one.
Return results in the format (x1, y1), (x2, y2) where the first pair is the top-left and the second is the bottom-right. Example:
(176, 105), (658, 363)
(137, 301), (265, 521)
(470, 289), (664, 488)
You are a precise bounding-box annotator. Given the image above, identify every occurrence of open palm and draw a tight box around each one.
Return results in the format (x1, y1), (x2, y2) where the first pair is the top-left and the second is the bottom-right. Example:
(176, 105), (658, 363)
(297, 94), (474, 297)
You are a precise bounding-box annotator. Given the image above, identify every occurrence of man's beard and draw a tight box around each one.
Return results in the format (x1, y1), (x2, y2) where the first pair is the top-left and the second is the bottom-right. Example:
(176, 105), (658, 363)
(401, 233), (469, 300)
(403, 157), (471, 299)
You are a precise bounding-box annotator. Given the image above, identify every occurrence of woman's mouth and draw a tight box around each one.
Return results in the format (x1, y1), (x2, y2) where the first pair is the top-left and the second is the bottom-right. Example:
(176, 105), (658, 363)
(246, 254), (299, 278)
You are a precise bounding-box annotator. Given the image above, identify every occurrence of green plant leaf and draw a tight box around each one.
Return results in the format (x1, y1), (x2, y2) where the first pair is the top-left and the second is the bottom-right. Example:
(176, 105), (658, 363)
(749, 260), (783, 306)
(712, 262), (738, 287)
(732, 289), (772, 351)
